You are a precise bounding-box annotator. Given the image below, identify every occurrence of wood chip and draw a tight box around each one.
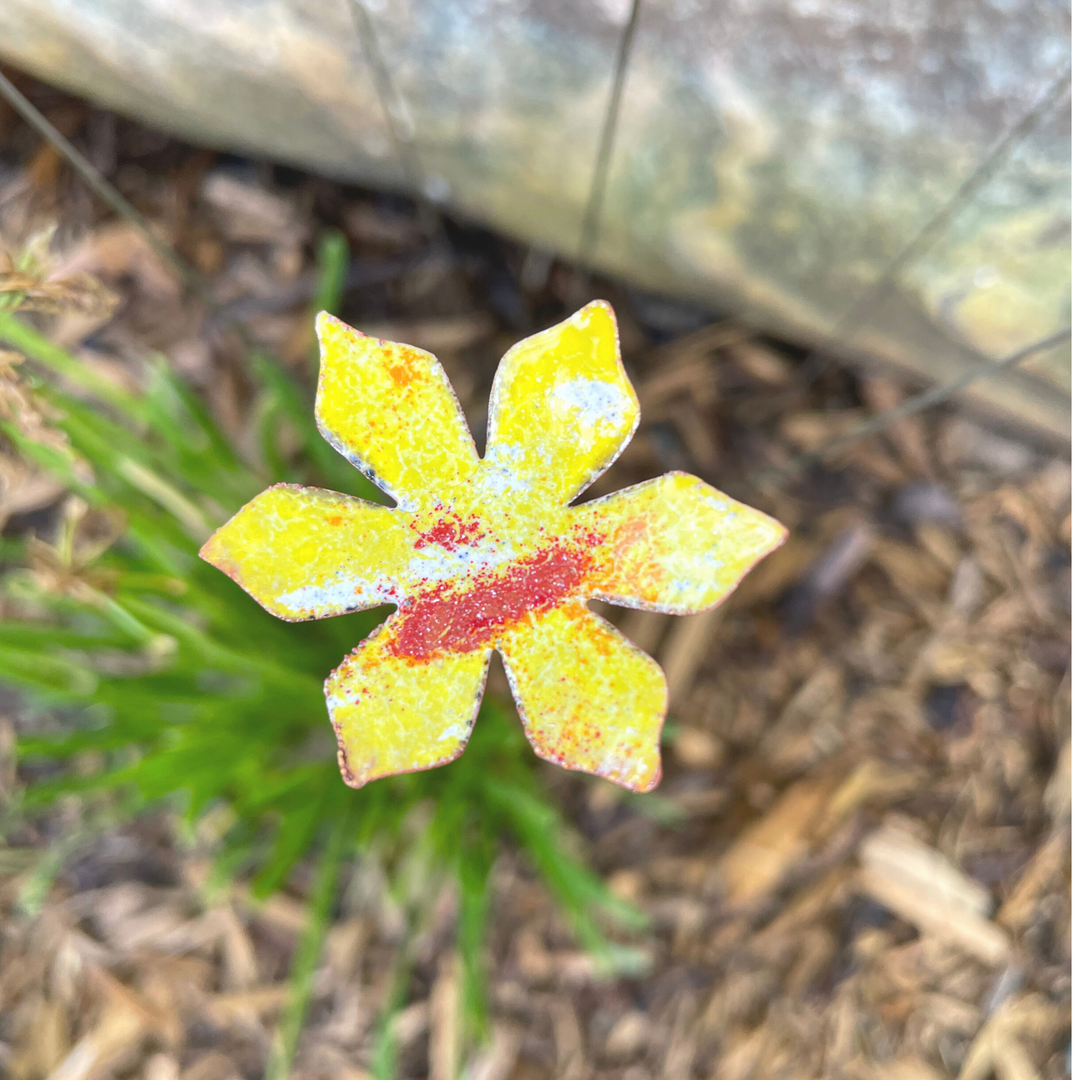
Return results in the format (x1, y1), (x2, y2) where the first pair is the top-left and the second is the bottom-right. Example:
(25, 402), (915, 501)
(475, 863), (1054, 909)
(203, 985), (288, 1027)
(874, 1060), (948, 1080)
(659, 606), (724, 707)
(617, 608), (670, 655)
(860, 826), (994, 917)
(550, 997), (586, 1080)
(992, 1038), (1041, 1080)
(996, 829), (1068, 932)
(759, 665), (845, 773)
(463, 1025), (520, 1080)
(862, 375), (935, 478)
(214, 905), (259, 991)
(46, 1004), (148, 1080)
(661, 991), (698, 1080)
(719, 775), (838, 904)
(178, 1052), (242, 1080)
(428, 953), (462, 1080)
(603, 1010), (649, 1060)
(672, 727), (723, 769)
(956, 995), (1066, 1080)
(8, 996), (69, 1078)
(813, 761), (922, 841)
(1042, 738), (1070, 823)
(142, 1054), (181, 1080)
(199, 173), (301, 244)
(725, 341), (792, 386)
(389, 1000), (429, 1048)
(857, 868), (1010, 967)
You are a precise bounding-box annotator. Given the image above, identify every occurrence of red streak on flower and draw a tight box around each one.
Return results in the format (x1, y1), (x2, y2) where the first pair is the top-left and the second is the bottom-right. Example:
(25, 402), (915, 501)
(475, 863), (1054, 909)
(412, 516), (482, 550)
(390, 533), (602, 660)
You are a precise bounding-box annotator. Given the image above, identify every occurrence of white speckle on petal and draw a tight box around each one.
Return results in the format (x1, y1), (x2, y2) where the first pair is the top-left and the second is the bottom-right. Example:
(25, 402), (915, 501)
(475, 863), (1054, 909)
(277, 575), (394, 614)
(475, 463), (530, 496)
(406, 541), (514, 583)
(553, 378), (629, 435)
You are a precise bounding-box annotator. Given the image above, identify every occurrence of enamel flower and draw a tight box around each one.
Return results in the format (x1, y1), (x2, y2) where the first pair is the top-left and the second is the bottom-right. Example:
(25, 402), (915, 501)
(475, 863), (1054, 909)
(200, 302), (785, 792)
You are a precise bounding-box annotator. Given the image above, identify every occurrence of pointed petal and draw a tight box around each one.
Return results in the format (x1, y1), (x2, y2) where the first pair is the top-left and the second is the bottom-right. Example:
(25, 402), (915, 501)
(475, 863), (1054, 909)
(315, 312), (479, 509)
(199, 484), (416, 620)
(575, 472), (787, 614)
(499, 602), (666, 792)
(326, 618), (490, 787)
(484, 301), (638, 505)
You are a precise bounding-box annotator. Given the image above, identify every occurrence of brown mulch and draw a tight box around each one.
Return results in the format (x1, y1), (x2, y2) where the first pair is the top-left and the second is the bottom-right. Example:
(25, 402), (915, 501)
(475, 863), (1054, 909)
(0, 72), (1071, 1080)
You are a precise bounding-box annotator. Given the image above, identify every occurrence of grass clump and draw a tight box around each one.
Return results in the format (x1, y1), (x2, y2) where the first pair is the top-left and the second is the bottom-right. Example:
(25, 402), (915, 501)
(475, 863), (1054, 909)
(0, 241), (645, 1074)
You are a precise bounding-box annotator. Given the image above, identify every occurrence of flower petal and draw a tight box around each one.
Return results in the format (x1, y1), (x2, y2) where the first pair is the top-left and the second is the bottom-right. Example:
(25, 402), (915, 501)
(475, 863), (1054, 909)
(484, 301), (638, 505)
(499, 602), (666, 792)
(200, 484), (416, 620)
(575, 472), (787, 614)
(326, 618), (490, 787)
(315, 312), (479, 509)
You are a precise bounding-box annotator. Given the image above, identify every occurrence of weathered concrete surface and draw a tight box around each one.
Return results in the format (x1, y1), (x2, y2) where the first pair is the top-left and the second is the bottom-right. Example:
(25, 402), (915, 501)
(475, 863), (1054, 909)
(0, 0), (1070, 439)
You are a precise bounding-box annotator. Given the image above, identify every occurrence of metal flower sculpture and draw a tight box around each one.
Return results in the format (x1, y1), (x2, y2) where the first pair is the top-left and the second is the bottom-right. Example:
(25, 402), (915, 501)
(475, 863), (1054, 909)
(201, 302), (785, 792)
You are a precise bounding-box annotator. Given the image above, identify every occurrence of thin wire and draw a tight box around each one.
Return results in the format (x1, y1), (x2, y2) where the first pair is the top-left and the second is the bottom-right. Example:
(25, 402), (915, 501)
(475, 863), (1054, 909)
(0, 69), (208, 301)
(346, 0), (442, 237)
(762, 326), (1071, 485)
(578, 0), (644, 263)
(795, 65), (1072, 388)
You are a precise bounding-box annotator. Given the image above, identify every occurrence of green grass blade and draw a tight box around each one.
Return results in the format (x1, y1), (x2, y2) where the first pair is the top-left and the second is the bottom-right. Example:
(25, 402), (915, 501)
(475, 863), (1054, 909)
(0, 645), (98, 698)
(310, 229), (350, 327)
(370, 938), (415, 1080)
(458, 833), (495, 1042)
(0, 312), (146, 421)
(264, 801), (356, 1080)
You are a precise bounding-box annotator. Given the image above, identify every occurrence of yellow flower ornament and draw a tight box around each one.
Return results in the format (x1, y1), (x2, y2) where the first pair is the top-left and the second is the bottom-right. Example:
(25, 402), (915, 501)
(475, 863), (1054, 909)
(201, 303), (785, 792)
